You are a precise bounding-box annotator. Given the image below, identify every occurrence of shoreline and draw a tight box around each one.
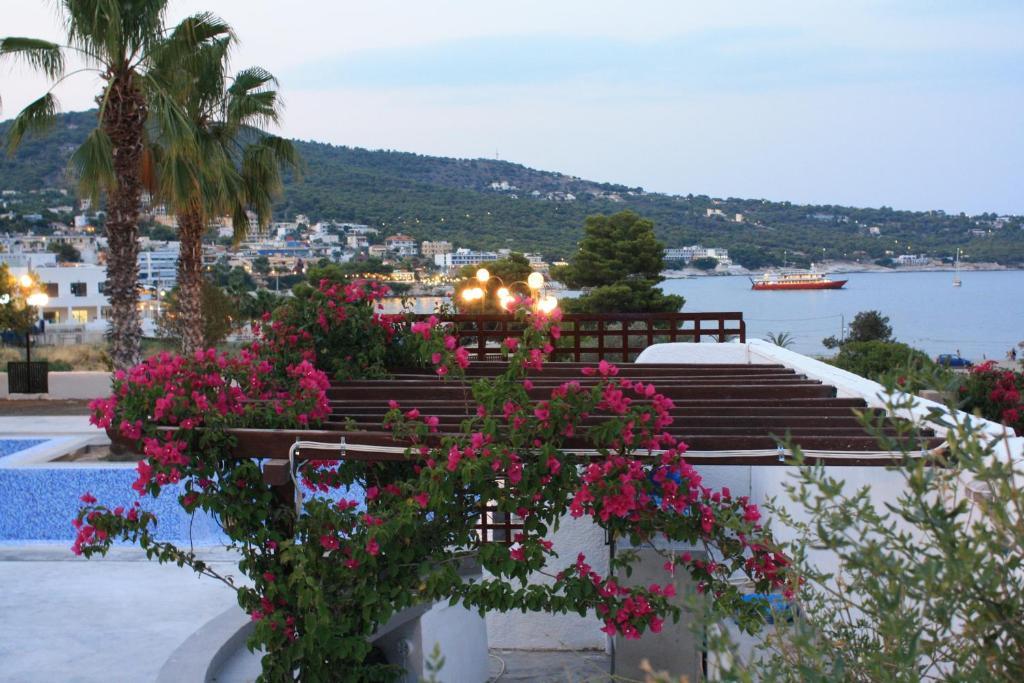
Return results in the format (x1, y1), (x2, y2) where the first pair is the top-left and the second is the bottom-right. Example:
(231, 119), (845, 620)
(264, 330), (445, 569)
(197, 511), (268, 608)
(662, 261), (1021, 279)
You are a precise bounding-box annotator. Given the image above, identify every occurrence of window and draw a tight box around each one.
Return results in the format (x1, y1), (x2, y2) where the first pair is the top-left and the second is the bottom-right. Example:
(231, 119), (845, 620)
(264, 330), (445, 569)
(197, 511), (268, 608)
(70, 282), (87, 297)
(44, 282), (58, 297)
(71, 309), (90, 324)
(97, 281), (107, 295)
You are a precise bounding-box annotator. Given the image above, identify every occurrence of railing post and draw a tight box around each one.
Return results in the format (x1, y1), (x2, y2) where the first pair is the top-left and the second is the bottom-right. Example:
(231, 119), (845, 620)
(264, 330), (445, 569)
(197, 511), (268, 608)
(476, 317), (486, 361)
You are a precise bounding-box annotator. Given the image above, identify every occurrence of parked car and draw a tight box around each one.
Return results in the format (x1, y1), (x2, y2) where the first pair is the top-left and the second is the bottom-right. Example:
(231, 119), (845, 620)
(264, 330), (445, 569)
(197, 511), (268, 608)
(936, 354), (973, 368)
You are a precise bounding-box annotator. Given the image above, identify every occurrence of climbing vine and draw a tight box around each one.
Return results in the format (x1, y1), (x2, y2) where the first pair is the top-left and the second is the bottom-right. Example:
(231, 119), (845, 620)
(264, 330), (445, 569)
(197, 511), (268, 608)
(75, 282), (789, 681)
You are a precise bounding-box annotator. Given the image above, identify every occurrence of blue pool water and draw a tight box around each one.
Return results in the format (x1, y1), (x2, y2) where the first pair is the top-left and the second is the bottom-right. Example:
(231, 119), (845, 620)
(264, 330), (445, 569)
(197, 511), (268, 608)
(0, 464), (366, 546)
(0, 439), (47, 459)
(0, 468), (228, 545)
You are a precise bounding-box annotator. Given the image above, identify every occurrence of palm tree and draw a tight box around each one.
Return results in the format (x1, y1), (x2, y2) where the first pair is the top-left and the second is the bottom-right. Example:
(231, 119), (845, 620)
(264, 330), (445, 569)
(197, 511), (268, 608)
(149, 36), (298, 355)
(1, 2), (231, 369)
(764, 331), (795, 349)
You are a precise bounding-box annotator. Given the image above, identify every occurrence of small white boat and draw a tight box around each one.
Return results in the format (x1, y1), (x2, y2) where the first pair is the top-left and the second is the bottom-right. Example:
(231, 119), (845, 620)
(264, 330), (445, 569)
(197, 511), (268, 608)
(953, 249), (962, 287)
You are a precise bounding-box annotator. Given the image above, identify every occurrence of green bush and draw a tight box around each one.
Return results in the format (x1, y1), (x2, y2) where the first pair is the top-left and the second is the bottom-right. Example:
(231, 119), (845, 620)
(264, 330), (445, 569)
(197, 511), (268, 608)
(958, 362), (1024, 432)
(828, 340), (934, 388)
(708, 380), (1024, 681)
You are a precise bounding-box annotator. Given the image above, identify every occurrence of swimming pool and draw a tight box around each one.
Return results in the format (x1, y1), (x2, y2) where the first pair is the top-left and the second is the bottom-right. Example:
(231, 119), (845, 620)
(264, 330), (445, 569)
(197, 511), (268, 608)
(0, 439), (48, 459)
(0, 461), (365, 546)
(0, 467), (228, 545)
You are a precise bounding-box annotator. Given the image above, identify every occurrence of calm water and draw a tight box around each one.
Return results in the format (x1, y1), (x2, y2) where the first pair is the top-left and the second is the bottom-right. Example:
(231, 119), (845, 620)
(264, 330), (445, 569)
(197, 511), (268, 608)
(662, 270), (1024, 360)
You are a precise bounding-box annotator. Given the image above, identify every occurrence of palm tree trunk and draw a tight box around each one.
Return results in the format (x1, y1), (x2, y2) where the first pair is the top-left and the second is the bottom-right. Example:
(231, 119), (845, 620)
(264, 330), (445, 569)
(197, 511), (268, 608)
(101, 73), (146, 370)
(176, 207), (206, 356)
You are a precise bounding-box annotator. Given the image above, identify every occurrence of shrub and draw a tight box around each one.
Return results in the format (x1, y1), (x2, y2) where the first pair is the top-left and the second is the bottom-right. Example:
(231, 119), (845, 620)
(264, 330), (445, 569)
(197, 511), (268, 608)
(710, 379), (1024, 681)
(828, 340), (933, 388)
(959, 361), (1024, 432)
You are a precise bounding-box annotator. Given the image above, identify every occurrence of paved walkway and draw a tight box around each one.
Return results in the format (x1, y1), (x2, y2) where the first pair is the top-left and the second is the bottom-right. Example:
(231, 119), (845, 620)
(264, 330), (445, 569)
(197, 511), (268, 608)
(0, 545), (242, 683)
(488, 650), (611, 682)
(0, 414), (95, 435)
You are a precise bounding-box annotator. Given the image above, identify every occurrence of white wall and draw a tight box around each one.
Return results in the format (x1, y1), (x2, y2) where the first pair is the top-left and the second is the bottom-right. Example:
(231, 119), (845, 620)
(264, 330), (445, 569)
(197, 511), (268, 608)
(48, 371), (111, 399)
(485, 514), (609, 650)
(1, 371), (111, 400)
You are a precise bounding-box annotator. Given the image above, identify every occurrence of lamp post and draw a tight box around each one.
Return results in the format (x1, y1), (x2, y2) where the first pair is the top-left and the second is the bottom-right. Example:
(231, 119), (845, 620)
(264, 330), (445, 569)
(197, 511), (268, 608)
(457, 269), (556, 314)
(25, 291), (49, 367)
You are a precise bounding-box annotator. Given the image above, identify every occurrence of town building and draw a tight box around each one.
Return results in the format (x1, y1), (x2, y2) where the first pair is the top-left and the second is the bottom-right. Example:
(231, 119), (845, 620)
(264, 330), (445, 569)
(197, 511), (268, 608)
(138, 243), (181, 290)
(346, 234), (369, 249)
(8, 263), (109, 330)
(420, 240), (452, 257)
(434, 249), (499, 270)
(384, 234), (417, 257)
(896, 254), (930, 266)
(664, 245), (731, 265)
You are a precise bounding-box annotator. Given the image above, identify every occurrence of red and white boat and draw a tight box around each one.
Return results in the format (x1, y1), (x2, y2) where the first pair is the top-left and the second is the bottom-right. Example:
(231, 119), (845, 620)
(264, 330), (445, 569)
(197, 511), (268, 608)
(750, 268), (846, 291)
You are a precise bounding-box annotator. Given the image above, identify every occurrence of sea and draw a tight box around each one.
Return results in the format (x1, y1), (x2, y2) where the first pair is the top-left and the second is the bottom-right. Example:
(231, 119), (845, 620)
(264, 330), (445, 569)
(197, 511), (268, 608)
(661, 269), (1024, 361)
(385, 269), (1024, 363)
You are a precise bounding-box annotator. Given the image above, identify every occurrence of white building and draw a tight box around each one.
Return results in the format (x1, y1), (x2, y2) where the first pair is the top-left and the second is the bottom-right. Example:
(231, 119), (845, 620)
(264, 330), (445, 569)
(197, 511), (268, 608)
(420, 240), (452, 257)
(896, 254), (930, 266)
(664, 245), (731, 265)
(341, 224), (378, 236)
(346, 234), (369, 249)
(9, 263), (109, 330)
(0, 251), (57, 269)
(434, 249), (499, 269)
(384, 234), (417, 257)
(138, 243), (181, 289)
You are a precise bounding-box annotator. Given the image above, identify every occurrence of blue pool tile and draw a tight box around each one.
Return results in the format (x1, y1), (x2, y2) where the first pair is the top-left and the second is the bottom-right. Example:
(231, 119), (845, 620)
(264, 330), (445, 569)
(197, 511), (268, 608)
(0, 468), (227, 545)
(0, 439), (48, 459)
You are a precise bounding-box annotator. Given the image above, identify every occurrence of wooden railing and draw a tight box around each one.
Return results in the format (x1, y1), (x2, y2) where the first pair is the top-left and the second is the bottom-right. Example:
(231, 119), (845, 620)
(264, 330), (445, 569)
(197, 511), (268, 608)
(414, 312), (746, 362)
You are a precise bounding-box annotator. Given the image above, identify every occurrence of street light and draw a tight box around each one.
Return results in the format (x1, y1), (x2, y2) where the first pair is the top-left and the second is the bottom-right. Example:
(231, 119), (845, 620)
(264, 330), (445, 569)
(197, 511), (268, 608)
(22, 290), (48, 379)
(527, 272), (544, 291)
(26, 292), (49, 308)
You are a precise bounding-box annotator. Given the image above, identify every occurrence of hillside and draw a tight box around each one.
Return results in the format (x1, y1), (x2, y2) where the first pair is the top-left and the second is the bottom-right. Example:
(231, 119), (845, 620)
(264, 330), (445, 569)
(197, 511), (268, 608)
(2, 110), (1022, 264)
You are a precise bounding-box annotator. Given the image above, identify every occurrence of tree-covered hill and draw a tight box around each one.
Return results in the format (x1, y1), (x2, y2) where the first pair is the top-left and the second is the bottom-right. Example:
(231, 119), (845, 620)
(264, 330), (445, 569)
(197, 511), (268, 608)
(2, 110), (1022, 264)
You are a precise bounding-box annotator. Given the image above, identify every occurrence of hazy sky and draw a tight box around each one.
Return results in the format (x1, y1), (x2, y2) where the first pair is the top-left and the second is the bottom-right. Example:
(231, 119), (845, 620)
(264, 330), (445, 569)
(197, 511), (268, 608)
(2, 1), (1022, 214)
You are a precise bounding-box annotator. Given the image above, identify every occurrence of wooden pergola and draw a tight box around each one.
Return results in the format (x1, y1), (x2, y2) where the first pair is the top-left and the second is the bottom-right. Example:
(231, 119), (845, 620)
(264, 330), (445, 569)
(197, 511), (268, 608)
(164, 313), (945, 542)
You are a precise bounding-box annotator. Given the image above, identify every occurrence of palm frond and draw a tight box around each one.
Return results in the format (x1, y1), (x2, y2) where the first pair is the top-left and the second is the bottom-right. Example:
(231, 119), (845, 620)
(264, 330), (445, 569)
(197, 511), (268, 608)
(227, 89), (280, 129)
(149, 11), (234, 79)
(253, 134), (301, 174)
(65, 0), (168, 63)
(238, 135), (299, 232)
(158, 147), (202, 215)
(230, 203), (251, 244)
(229, 67), (277, 96)
(0, 37), (65, 81)
(141, 75), (199, 155)
(68, 127), (115, 203)
(4, 93), (59, 154)
(165, 12), (234, 51)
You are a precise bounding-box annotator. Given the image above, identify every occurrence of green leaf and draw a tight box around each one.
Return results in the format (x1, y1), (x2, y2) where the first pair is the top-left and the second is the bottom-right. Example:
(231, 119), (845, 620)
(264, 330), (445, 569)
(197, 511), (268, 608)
(4, 92), (58, 154)
(0, 37), (64, 81)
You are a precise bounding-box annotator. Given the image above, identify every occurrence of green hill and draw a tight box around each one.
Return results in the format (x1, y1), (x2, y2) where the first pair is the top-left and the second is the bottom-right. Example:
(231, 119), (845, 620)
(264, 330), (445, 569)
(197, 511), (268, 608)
(2, 110), (1022, 264)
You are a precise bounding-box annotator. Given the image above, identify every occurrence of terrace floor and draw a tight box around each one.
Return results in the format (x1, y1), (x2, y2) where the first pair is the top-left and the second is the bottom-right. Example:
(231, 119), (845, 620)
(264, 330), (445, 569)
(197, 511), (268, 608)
(0, 546), (241, 683)
(488, 649), (611, 681)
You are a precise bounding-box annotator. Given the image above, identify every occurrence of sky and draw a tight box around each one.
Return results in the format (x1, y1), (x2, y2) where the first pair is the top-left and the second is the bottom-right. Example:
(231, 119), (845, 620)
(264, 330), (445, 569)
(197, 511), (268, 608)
(1, 1), (1022, 214)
